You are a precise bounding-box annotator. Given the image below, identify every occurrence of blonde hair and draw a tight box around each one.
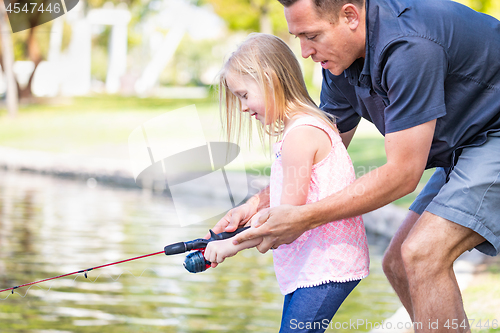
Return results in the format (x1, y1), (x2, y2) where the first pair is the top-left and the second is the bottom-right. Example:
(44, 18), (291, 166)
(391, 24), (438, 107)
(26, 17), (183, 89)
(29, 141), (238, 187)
(219, 33), (337, 150)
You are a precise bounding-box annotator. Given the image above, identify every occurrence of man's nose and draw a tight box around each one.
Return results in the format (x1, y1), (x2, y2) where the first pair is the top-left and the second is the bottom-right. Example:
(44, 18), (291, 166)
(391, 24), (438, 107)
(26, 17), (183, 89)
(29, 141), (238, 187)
(300, 40), (315, 59)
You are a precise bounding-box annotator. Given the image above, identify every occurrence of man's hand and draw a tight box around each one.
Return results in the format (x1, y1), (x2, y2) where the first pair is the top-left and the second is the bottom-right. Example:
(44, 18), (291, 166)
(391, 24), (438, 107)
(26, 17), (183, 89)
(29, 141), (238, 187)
(233, 204), (309, 253)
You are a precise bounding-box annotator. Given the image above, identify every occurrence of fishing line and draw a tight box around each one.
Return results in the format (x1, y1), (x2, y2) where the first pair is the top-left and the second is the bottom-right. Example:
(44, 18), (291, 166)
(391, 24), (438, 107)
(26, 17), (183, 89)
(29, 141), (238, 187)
(0, 266), (166, 300)
(0, 226), (249, 299)
(0, 250), (164, 296)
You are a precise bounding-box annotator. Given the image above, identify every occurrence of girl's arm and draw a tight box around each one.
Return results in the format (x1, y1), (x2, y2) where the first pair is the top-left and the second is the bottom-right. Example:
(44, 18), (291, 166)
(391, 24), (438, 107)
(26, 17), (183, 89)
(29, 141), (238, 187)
(205, 210), (267, 264)
(204, 236), (263, 265)
(280, 125), (331, 206)
(235, 124), (328, 252)
(205, 125), (330, 262)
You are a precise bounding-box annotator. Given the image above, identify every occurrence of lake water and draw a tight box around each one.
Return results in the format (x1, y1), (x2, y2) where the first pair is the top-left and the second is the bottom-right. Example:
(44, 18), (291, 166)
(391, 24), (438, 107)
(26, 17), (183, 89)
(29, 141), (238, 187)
(0, 170), (401, 332)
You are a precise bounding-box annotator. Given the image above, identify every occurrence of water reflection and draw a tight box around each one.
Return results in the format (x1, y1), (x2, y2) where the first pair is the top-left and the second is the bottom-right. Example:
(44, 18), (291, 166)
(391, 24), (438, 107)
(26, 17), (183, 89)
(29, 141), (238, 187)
(0, 170), (400, 332)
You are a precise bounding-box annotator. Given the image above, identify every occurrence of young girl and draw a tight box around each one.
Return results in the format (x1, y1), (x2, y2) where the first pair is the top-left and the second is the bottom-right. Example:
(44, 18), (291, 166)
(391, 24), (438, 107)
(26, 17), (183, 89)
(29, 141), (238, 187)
(204, 33), (369, 333)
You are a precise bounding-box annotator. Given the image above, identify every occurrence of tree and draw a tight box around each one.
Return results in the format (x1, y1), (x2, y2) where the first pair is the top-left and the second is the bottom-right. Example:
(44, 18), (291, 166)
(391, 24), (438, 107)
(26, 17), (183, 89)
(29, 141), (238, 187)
(0, 1), (18, 115)
(202, 0), (288, 35)
(0, 0), (72, 100)
(470, 0), (496, 14)
(0, 0), (144, 101)
(457, 0), (499, 18)
(18, 15), (43, 99)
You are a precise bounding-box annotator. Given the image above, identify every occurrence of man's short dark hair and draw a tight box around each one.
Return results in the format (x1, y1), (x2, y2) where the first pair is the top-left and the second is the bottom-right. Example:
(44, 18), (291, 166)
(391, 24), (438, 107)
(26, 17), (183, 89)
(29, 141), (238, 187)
(277, 0), (364, 23)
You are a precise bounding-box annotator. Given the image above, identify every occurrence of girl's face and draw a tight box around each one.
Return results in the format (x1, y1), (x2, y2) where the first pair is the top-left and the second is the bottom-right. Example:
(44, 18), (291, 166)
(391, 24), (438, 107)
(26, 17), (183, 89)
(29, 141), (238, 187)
(226, 72), (271, 125)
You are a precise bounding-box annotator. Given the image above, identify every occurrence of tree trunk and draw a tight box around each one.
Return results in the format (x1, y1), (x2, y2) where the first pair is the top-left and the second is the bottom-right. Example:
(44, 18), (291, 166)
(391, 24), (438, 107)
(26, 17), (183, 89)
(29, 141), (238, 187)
(18, 24), (43, 100)
(259, 10), (272, 34)
(250, 0), (273, 34)
(0, 2), (18, 116)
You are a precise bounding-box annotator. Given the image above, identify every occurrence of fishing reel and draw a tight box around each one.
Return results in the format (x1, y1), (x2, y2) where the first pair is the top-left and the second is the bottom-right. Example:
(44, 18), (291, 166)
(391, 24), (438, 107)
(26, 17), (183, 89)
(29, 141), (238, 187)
(184, 251), (210, 273)
(164, 227), (249, 273)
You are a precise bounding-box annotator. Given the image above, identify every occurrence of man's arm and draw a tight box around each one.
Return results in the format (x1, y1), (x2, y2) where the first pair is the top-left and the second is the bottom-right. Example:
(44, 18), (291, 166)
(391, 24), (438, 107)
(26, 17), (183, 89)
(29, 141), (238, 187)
(339, 125), (357, 149)
(235, 119), (436, 252)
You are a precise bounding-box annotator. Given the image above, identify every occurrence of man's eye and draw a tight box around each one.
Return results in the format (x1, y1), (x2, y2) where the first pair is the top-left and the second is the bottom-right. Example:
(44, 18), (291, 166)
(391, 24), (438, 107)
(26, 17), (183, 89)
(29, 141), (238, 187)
(306, 35), (317, 41)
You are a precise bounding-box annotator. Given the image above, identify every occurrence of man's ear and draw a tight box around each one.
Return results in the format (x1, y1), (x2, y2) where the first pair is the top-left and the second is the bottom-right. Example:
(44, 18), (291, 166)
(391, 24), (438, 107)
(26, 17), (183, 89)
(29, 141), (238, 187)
(341, 3), (361, 29)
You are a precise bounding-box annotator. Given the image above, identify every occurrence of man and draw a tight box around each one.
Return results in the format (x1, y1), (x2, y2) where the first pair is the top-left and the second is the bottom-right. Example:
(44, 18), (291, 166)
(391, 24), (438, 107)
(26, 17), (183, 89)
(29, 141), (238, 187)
(211, 0), (500, 331)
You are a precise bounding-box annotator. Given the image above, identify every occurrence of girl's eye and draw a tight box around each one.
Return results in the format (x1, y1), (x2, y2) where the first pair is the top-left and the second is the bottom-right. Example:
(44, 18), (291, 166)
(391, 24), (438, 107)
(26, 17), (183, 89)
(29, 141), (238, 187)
(242, 93), (248, 99)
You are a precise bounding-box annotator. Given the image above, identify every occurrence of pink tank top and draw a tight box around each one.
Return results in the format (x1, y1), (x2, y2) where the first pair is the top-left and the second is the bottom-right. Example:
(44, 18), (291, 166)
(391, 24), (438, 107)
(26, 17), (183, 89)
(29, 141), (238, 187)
(271, 116), (370, 295)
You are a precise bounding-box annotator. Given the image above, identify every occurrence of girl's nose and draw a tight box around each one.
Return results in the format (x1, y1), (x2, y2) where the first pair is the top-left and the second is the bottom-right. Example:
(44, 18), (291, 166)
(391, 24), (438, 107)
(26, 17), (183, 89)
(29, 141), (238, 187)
(241, 102), (249, 112)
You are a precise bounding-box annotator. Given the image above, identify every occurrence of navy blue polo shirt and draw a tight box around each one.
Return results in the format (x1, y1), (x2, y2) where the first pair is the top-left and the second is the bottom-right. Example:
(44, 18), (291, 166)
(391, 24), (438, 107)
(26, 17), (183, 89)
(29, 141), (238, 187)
(320, 0), (500, 169)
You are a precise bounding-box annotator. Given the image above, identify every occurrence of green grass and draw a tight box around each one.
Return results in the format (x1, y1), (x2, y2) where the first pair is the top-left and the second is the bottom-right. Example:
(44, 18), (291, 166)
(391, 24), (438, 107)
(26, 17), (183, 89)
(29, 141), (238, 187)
(0, 95), (431, 208)
(2, 96), (497, 331)
(461, 256), (500, 332)
(0, 95), (221, 157)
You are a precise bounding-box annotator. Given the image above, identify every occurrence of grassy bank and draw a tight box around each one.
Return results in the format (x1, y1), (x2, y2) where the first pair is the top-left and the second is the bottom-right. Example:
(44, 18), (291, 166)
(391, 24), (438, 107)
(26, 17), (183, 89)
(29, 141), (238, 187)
(0, 96), (218, 156)
(462, 255), (500, 332)
(0, 95), (431, 208)
(1, 96), (497, 331)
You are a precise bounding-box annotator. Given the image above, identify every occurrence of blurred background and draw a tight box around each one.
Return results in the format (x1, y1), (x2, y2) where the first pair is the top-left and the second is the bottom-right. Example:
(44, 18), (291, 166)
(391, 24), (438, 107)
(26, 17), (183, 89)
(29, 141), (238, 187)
(0, 0), (499, 104)
(0, 0), (316, 104)
(0, 0), (499, 332)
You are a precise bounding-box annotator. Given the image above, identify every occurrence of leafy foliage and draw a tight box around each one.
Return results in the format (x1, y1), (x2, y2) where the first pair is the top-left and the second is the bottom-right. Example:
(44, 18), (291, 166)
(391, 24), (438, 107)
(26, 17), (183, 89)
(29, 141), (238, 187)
(456, 0), (500, 17)
(202, 0), (288, 34)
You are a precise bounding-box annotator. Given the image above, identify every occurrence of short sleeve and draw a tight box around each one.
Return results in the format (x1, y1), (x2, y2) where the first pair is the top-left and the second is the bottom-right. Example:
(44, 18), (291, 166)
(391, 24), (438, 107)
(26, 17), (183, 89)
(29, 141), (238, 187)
(319, 69), (361, 133)
(381, 38), (448, 133)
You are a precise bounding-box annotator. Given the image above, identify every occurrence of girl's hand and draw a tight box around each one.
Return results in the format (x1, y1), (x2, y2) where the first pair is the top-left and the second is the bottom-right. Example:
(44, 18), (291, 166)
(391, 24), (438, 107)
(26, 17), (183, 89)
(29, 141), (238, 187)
(204, 203), (258, 268)
(206, 187), (270, 239)
(204, 239), (239, 266)
(205, 203), (257, 239)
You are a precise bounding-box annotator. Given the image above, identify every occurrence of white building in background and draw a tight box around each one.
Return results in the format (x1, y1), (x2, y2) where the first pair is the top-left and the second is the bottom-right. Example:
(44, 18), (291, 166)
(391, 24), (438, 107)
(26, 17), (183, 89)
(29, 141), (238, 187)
(90, 4), (131, 94)
(32, 1), (131, 96)
(134, 0), (225, 96)
(13, 0), (225, 98)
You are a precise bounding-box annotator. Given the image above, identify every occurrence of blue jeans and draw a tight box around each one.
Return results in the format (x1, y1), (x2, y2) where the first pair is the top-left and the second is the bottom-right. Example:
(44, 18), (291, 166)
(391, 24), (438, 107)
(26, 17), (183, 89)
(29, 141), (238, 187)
(279, 280), (360, 333)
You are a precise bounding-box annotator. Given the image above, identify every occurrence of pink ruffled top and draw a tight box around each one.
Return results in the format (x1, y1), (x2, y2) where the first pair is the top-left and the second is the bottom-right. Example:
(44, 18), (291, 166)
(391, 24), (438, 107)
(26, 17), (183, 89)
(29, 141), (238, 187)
(270, 116), (370, 295)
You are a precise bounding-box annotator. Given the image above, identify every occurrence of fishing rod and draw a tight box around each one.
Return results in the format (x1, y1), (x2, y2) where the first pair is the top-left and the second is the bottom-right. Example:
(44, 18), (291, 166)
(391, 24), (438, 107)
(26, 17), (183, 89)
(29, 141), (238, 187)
(0, 226), (249, 295)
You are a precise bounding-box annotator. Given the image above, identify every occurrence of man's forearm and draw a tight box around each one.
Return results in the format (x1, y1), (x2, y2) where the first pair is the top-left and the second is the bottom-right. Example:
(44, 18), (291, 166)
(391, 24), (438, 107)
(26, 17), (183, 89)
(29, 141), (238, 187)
(236, 121), (434, 252)
(302, 120), (436, 231)
(301, 162), (417, 230)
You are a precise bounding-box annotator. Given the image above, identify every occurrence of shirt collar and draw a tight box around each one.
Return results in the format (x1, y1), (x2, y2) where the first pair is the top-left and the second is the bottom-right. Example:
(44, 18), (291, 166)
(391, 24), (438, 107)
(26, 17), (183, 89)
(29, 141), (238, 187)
(344, 0), (371, 88)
